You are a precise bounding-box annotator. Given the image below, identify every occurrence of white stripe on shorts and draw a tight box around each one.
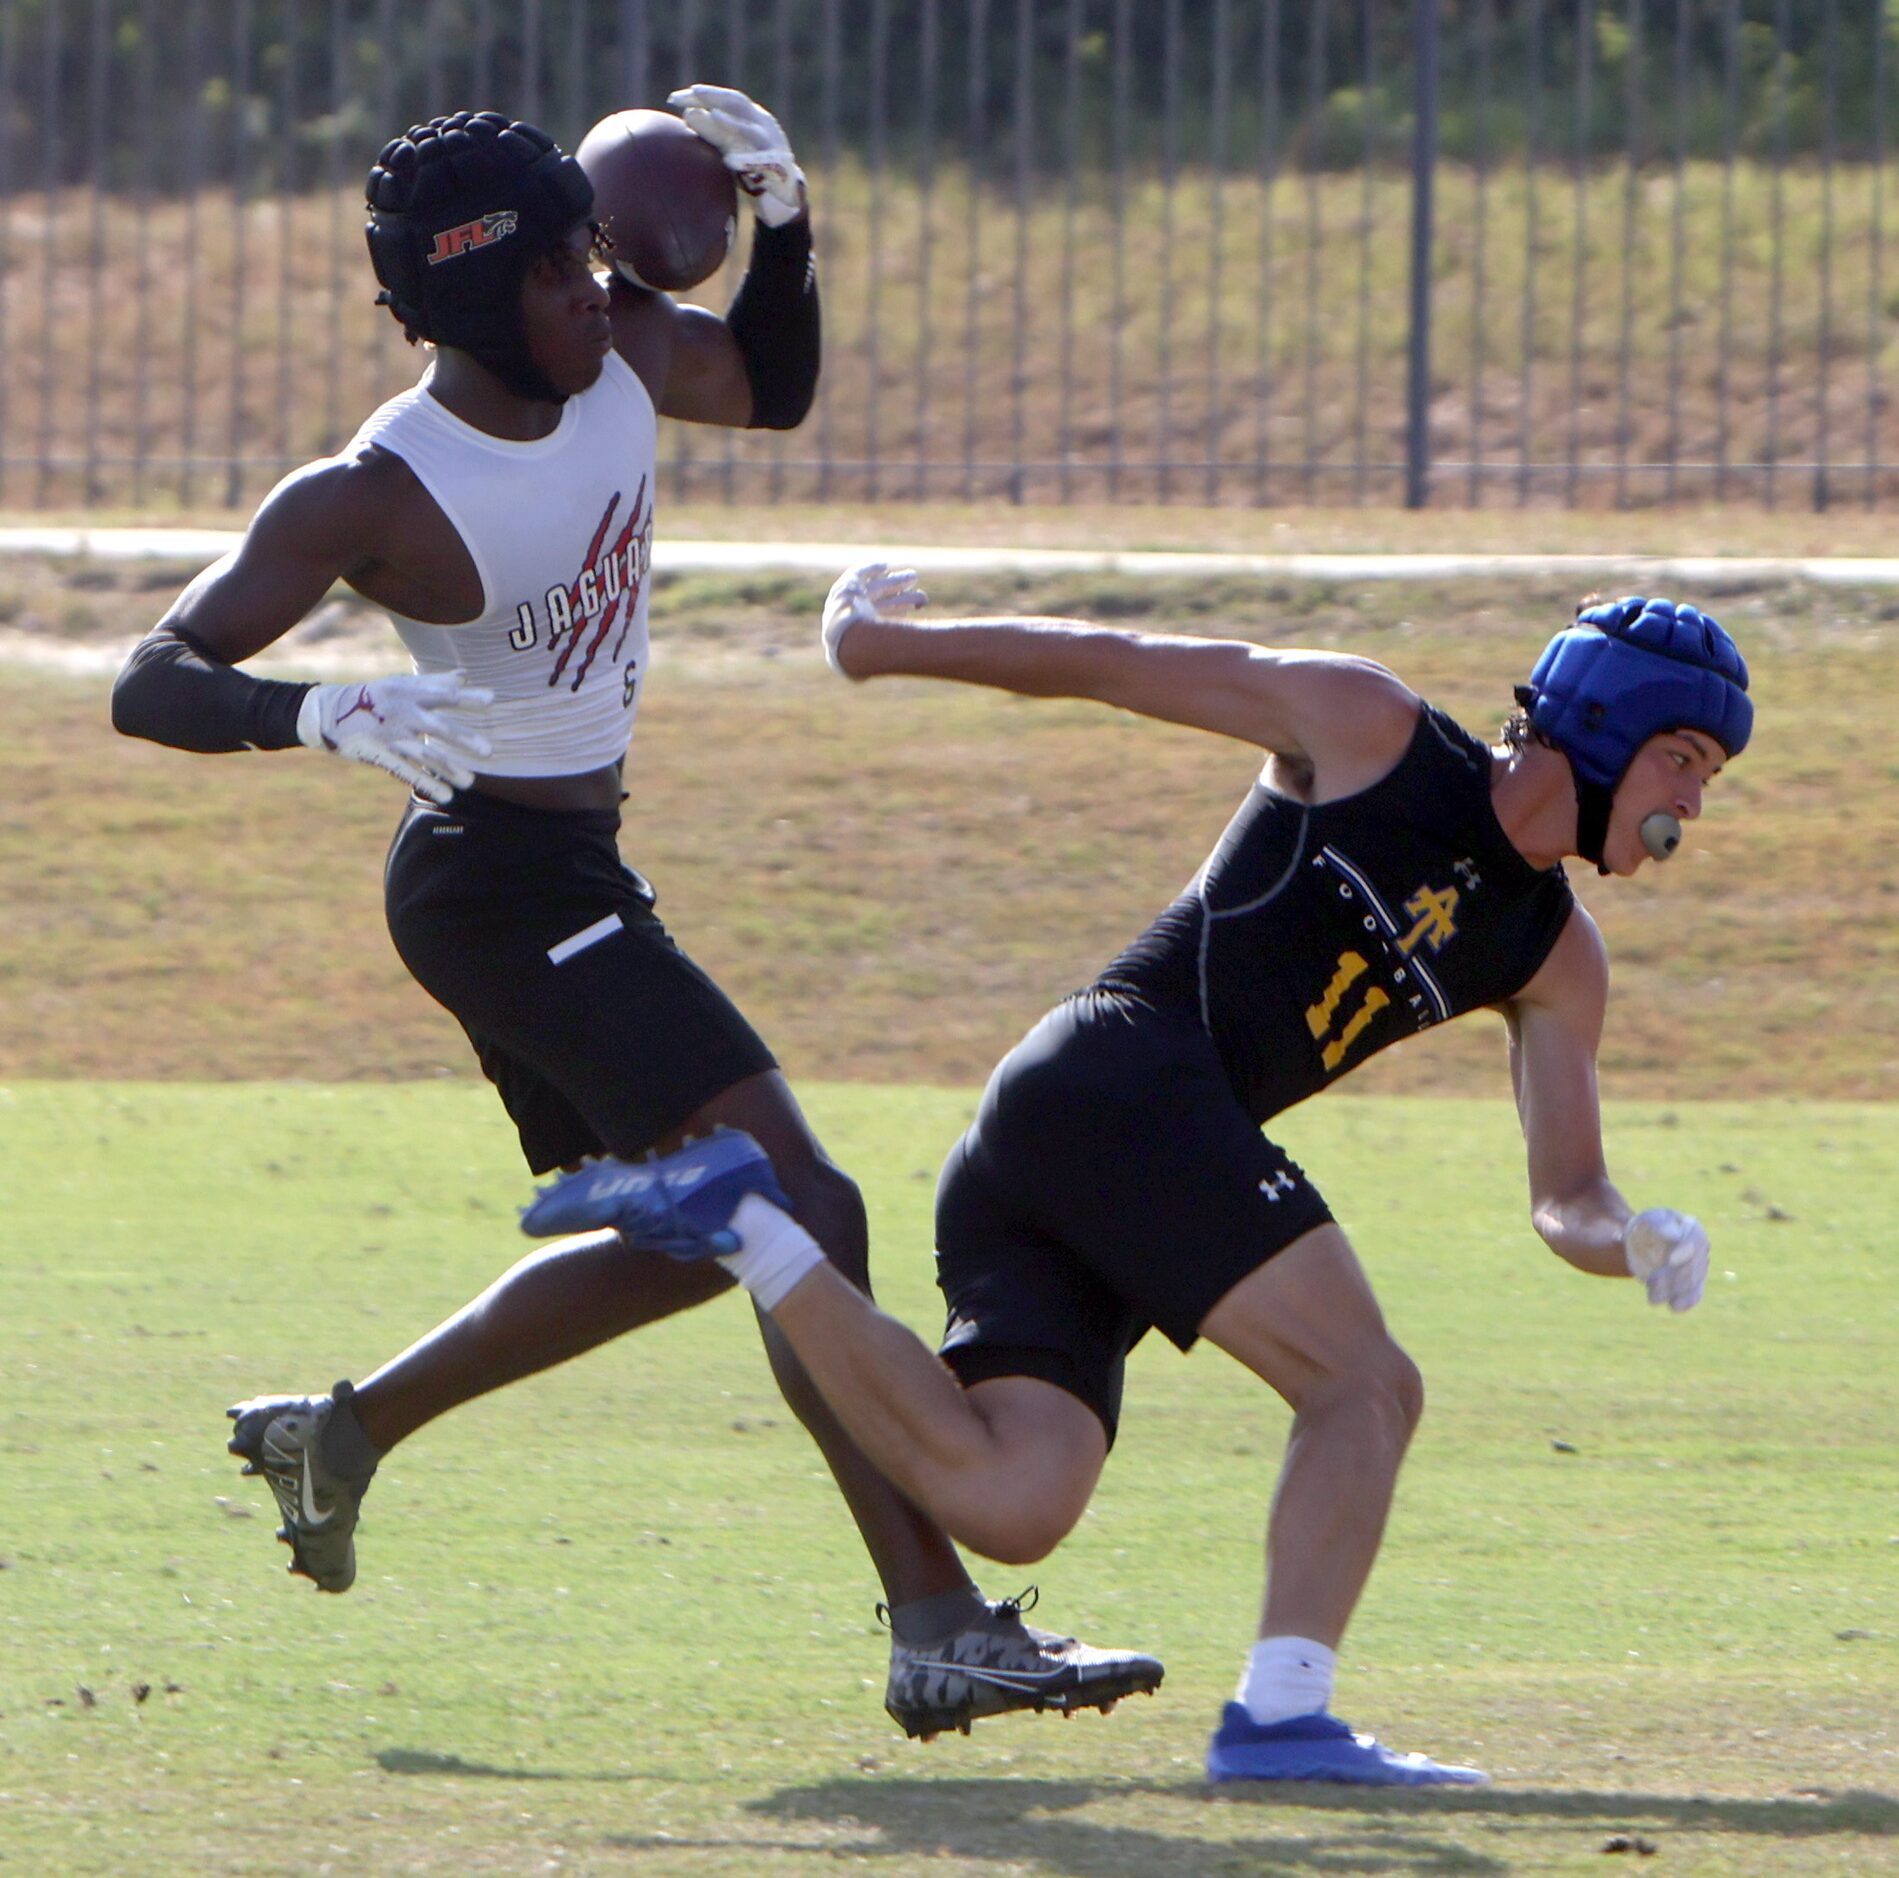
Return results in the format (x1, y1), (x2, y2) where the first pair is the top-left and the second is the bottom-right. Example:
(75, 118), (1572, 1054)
(546, 912), (624, 965)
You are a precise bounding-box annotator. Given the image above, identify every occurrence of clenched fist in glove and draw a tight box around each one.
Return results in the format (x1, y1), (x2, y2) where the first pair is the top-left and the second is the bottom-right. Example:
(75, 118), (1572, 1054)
(297, 672), (494, 804)
(1622, 1207), (1711, 1312)
(668, 84), (806, 227)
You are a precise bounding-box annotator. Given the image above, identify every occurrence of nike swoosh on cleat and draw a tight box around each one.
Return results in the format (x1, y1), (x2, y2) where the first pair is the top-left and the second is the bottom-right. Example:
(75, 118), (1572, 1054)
(297, 1451), (336, 1529)
(909, 1660), (1079, 1692)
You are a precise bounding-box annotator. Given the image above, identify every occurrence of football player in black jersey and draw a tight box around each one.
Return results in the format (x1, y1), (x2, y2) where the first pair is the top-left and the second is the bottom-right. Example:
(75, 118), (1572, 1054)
(523, 564), (1753, 1785)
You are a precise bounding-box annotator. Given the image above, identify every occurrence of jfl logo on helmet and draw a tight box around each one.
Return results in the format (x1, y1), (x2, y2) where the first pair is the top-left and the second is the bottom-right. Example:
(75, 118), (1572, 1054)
(427, 209), (520, 265)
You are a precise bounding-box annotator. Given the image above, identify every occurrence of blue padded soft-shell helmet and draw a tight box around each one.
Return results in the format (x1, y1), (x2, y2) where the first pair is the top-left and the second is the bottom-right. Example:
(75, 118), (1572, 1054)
(1517, 596), (1752, 871)
(1523, 596), (1753, 790)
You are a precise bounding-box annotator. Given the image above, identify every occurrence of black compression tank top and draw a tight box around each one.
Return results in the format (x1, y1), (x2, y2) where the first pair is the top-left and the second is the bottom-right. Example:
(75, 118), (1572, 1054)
(1098, 702), (1576, 1122)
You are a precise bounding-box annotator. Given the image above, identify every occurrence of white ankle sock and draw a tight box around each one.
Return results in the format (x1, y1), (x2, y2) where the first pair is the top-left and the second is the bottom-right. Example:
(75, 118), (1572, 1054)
(715, 1195), (825, 1311)
(1237, 1635), (1337, 1725)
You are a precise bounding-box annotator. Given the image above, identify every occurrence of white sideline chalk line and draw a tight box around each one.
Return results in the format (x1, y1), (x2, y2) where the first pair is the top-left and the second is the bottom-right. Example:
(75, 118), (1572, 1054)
(8, 526), (1899, 585)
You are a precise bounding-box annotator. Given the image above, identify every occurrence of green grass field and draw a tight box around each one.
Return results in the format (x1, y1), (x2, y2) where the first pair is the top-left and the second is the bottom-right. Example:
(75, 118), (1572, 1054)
(1, 1083), (1892, 1877)
(1, 543), (1893, 1872)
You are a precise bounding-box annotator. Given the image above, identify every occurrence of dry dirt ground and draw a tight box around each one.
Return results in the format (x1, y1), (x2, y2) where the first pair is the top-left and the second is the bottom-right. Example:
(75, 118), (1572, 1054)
(2, 551), (1891, 1096)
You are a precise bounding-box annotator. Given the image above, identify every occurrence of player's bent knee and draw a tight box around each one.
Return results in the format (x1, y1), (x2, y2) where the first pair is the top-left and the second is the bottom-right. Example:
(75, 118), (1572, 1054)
(967, 1524), (1065, 1569)
(1390, 1343), (1425, 1436)
(1290, 1336), (1422, 1450)
(1352, 1338), (1424, 1450)
(954, 1489), (1084, 1567)
(950, 1377), (1104, 1564)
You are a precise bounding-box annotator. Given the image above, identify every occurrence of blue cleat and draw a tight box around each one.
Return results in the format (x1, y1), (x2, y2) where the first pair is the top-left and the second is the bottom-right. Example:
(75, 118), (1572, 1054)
(519, 1128), (791, 1259)
(1206, 1705), (1490, 1787)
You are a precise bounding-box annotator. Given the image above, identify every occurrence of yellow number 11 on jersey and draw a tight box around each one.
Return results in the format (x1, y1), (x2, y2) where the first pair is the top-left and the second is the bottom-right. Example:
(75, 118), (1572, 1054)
(1305, 951), (1391, 1073)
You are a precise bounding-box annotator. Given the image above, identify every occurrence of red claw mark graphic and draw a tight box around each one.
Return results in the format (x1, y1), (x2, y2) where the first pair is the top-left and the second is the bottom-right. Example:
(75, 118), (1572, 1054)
(546, 494), (618, 679)
(607, 484), (650, 670)
(548, 476), (650, 695)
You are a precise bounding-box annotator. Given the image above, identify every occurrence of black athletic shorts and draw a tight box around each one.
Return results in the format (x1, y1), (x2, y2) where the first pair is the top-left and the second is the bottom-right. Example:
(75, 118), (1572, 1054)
(384, 790), (776, 1173)
(934, 988), (1333, 1445)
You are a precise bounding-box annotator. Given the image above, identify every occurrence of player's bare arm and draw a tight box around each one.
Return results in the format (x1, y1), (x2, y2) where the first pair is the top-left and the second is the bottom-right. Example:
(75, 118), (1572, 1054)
(113, 453), (492, 800)
(605, 207), (815, 428)
(606, 286), (753, 425)
(823, 562), (1419, 801)
(170, 452), (446, 659)
(1502, 905), (1628, 1275)
(1504, 906), (1711, 1309)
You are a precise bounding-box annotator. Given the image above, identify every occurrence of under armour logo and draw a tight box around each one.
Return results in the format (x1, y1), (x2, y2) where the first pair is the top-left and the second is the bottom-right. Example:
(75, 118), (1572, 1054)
(1258, 1171), (1297, 1202)
(1453, 857), (1483, 891)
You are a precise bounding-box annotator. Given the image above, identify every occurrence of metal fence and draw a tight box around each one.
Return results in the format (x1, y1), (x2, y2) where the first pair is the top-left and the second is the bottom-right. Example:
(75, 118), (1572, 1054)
(1, 0), (1894, 511)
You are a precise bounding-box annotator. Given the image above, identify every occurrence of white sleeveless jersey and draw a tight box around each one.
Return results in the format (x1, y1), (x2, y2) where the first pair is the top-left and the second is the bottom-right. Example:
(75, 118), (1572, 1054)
(343, 350), (656, 777)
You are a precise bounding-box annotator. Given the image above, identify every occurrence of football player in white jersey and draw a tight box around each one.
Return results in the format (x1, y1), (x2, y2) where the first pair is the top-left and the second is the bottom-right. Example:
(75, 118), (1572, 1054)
(113, 101), (1161, 1741)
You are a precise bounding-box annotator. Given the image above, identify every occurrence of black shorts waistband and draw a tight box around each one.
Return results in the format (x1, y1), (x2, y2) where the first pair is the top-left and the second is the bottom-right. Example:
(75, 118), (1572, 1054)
(418, 787), (623, 841)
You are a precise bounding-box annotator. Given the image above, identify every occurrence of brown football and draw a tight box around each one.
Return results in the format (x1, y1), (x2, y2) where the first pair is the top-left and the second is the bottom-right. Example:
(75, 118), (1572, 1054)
(577, 108), (738, 293)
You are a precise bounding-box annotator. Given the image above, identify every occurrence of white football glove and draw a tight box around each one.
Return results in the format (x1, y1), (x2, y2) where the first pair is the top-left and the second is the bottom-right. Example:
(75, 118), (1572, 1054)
(822, 562), (927, 677)
(667, 84), (807, 227)
(1622, 1207), (1711, 1313)
(297, 672), (494, 805)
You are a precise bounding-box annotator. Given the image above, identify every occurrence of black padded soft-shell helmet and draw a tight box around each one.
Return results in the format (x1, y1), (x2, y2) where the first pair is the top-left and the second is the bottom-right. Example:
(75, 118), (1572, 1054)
(366, 112), (595, 401)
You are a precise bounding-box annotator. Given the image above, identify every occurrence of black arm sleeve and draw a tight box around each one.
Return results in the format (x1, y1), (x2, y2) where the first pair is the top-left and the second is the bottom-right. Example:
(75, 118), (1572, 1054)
(725, 214), (820, 431)
(111, 626), (314, 753)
